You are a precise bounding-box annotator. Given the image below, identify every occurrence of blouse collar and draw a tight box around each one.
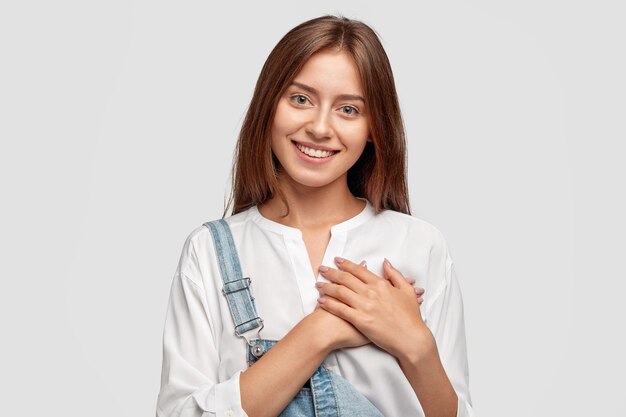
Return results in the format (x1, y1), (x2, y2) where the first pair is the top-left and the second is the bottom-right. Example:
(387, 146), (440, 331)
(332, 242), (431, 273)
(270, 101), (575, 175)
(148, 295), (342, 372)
(248, 197), (375, 238)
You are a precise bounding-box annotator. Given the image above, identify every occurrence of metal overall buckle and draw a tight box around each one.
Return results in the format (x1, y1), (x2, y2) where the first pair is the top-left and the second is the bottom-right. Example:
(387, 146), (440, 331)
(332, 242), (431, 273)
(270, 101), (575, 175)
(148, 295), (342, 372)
(222, 277), (266, 357)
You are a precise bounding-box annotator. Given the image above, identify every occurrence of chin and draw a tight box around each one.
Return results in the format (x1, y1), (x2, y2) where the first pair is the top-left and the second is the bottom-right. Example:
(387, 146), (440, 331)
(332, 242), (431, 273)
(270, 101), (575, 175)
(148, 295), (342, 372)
(290, 174), (342, 189)
(292, 178), (330, 189)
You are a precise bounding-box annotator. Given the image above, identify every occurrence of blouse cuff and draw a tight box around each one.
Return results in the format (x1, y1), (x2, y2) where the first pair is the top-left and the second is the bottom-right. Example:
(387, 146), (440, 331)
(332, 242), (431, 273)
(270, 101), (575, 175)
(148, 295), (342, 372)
(456, 395), (477, 417)
(192, 370), (248, 417)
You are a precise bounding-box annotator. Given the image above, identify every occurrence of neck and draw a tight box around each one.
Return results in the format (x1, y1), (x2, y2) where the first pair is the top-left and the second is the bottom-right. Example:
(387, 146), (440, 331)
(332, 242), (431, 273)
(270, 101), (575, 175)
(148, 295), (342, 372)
(258, 172), (366, 231)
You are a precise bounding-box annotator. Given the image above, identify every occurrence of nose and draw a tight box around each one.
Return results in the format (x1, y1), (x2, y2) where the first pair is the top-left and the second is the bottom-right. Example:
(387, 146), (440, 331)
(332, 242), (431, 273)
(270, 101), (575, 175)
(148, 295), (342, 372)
(305, 108), (333, 140)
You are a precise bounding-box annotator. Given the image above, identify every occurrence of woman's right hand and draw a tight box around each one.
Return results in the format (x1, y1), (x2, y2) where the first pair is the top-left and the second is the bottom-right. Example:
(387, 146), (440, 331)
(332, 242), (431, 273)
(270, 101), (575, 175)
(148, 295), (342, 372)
(306, 259), (371, 351)
(308, 306), (370, 350)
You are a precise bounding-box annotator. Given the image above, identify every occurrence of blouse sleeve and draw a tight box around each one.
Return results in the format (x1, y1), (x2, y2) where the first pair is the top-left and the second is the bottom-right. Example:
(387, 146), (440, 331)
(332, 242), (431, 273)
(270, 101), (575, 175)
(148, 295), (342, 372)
(156, 233), (249, 417)
(422, 235), (477, 417)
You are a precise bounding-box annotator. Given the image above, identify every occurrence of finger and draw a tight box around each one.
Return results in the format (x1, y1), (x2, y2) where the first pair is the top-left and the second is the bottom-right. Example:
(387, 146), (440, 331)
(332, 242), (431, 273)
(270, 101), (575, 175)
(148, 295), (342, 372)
(417, 297), (424, 305)
(415, 287), (425, 296)
(317, 294), (359, 325)
(334, 257), (379, 285)
(405, 275), (416, 285)
(319, 265), (369, 294)
(315, 282), (361, 309)
(382, 258), (409, 289)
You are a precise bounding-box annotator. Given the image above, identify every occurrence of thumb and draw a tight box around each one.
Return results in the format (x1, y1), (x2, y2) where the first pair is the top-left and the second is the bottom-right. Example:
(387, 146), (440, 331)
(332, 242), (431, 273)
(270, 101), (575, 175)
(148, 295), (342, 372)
(383, 258), (407, 288)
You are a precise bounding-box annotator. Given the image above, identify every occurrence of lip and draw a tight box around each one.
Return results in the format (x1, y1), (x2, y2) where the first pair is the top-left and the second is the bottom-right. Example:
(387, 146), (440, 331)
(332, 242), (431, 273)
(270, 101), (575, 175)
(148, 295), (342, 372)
(291, 140), (338, 164)
(291, 139), (339, 152)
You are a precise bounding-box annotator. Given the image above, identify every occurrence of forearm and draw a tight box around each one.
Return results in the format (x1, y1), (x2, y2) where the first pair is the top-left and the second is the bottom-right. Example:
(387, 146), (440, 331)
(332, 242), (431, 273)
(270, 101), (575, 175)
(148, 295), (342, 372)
(240, 313), (332, 417)
(397, 341), (458, 417)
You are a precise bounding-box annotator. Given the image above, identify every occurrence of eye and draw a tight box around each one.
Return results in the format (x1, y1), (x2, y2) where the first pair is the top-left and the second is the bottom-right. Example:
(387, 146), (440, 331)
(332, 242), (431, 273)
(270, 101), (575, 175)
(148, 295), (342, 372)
(340, 105), (360, 116)
(290, 94), (311, 106)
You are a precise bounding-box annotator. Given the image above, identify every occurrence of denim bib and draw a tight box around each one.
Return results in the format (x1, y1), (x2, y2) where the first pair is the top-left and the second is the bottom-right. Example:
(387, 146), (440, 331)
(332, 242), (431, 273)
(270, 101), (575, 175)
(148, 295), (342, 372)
(204, 219), (383, 417)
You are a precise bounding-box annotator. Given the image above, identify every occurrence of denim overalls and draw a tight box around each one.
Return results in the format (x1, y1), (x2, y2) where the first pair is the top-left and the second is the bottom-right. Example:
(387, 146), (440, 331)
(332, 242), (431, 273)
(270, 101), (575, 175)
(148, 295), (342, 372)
(204, 219), (384, 417)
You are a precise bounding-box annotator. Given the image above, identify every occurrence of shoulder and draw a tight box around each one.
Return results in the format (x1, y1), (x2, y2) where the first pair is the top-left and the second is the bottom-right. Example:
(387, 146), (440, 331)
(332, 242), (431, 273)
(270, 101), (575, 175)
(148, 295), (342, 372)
(372, 209), (454, 279)
(376, 209), (449, 253)
(184, 207), (252, 249)
(175, 208), (253, 284)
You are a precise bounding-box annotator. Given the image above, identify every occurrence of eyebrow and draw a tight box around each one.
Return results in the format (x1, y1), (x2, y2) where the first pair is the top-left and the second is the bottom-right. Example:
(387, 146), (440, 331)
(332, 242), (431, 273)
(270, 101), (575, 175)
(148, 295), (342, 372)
(289, 81), (366, 103)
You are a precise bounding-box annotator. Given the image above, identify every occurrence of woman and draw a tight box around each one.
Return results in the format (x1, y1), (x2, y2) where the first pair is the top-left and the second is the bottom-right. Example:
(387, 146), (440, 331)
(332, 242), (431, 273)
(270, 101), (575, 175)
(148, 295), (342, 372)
(156, 15), (475, 417)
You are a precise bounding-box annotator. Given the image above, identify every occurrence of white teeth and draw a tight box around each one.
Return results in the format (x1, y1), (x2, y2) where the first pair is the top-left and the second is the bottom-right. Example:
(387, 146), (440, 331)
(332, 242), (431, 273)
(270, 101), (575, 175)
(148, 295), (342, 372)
(295, 142), (336, 158)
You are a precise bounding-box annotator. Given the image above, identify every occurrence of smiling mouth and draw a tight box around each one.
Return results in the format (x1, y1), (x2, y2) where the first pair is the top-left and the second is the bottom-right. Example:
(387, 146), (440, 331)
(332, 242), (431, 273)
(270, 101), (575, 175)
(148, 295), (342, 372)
(291, 140), (339, 158)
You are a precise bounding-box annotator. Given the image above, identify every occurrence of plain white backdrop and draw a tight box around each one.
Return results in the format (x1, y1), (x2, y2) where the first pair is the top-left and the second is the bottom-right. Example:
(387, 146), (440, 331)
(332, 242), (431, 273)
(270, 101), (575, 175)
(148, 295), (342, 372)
(1, 1), (624, 416)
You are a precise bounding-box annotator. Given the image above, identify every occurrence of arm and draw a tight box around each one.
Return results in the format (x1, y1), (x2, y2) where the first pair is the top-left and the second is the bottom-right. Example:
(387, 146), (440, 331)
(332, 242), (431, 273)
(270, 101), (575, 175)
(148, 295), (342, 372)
(156, 271), (367, 417)
(240, 307), (368, 417)
(156, 272), (241, 417)
(410, 261), (476, 417)
(157, 254), (369, 417)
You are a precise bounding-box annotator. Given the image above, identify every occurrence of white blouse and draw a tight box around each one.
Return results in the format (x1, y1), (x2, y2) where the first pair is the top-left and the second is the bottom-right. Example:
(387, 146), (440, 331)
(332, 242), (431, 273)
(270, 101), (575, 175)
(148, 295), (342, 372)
(156, 198), (476, 417)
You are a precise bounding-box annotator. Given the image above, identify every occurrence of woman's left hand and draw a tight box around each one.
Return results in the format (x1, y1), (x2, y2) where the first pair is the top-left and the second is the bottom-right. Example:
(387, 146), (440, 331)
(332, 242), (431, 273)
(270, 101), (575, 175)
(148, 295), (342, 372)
(316, 257), (436, 362)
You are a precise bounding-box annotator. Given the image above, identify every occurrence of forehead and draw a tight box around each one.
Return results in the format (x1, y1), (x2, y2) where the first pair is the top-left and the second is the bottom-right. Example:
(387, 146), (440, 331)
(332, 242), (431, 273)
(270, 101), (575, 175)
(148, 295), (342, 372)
(291, 49), (364, 96)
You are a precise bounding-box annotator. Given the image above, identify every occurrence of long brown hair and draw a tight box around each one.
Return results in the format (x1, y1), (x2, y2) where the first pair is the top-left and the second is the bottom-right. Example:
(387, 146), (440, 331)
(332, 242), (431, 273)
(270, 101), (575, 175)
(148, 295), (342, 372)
(223, 14), (410, 218)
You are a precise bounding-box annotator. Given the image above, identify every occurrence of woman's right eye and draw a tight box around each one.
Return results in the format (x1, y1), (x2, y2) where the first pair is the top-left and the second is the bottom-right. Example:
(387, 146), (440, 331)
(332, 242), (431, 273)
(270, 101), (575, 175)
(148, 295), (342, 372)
(290, 94), (310, 105)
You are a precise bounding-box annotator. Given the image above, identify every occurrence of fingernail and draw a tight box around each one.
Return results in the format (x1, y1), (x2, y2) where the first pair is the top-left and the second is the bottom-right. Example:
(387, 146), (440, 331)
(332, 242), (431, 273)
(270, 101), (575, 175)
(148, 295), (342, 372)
(319, 265), (329, 272)
(317, 297), (325, 304)
(359, 260), (367, 267)
(334, 256), (345, 264)
(315, 281), (324, 288)
(384, 258), (392, 267)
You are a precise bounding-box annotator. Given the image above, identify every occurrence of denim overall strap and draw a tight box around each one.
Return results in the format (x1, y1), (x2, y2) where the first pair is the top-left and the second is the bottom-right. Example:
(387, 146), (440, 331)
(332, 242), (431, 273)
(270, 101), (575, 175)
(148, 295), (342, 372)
(204, 220), (383, 417)
(203, 219), (263, 343)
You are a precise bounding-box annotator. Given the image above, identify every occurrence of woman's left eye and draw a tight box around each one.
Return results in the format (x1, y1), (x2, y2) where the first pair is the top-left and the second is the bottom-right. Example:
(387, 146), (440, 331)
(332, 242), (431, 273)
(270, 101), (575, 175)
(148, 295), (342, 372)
(340, 106), (359, 116)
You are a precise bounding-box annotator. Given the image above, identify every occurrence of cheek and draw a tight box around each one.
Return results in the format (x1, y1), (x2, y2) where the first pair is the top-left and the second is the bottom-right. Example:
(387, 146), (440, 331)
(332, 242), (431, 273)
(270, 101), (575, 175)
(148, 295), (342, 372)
(271, 104), (289, 135)
(340, 122), (370, 147)
(273, 101), (304, 135)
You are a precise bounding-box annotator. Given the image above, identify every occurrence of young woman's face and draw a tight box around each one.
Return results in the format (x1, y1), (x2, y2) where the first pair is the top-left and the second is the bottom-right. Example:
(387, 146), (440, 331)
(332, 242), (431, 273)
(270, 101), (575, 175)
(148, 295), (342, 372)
(270, 49), (371, 190)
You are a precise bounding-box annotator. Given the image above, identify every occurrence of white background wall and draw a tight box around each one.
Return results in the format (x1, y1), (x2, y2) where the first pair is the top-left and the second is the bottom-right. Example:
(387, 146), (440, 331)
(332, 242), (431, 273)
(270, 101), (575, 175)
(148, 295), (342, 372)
(1, 1), (624, 416)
